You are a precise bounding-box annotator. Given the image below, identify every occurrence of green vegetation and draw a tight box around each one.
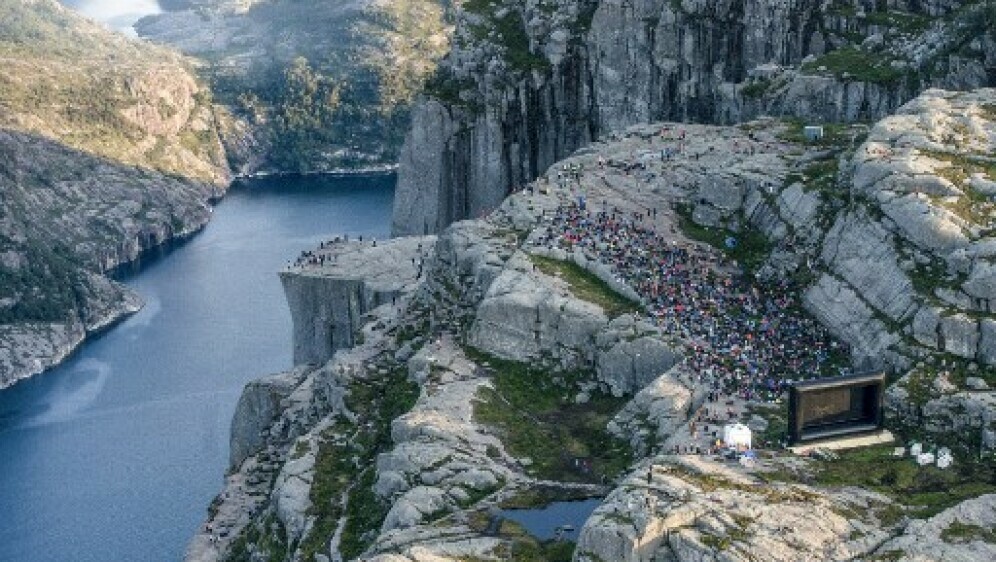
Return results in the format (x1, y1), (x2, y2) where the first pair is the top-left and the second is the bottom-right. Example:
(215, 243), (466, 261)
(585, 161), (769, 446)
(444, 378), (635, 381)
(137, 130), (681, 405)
(423, 66), (479, 110)
(802, 46), (905, 84)
(941, 521), (996, 543)
(339, 468), (387, 559)
(741, 79), (772, 99)
(746, 402), (788, 448)
(903, 355), (996, 396)
(530, 255), (642, 318)
(463, 0), (550, 74)
(869, 550), (904, 562)
(812, 444), (996, 519)
(982, 103), (996, 122)
(267, 57), (343, 171)
(486, 519), (576, 561)
(777, 120), (860, 148)
(0, 240), (84, 323)
(908, 261), (958, 296)
(0, 0), (225, 182)
(863, 10), (932, 34)
(920, 149), (996, 184)
(296, 366), (420, 562)
(800, 159), (839, 194)
(915, 149), (996, 225)
(226, 514), (288, 562)
(699, 532), (733, 551)
(467, 347), (632, 483)
(674, 205), (771, 274)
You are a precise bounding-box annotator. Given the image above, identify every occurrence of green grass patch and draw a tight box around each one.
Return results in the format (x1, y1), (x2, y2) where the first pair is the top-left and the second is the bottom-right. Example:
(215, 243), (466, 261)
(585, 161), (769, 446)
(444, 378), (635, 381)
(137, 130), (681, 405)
(489, 519), (576, 561)
(862, 10), (932, 34)
(467, 347), (632, 483)
(297, 366), (419, 561)
(908, 261), (957, 296)
(941, 520), (996, 543)
(530, 255), (642, 318)
(741, 78), (772, 99)
(225, 514), (288, 562)
(920, 149), (996, 184)
(746, 402), (788, 449)
(802, 47), (905, 84)
(813, 444), (996, 519)
(777, 119), (859, 148)
(674, 205), (771, 274)
(869, 550), (904, 562)
(982, 103), (996, 122)
(800, 159), (840, 195)
(339, 468), (388, 559)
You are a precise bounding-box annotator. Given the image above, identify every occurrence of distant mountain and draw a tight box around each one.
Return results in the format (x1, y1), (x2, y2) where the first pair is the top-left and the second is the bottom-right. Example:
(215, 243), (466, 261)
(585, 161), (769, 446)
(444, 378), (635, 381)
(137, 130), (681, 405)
(136, 0), (450, 174)
(0, 0), (230, 387)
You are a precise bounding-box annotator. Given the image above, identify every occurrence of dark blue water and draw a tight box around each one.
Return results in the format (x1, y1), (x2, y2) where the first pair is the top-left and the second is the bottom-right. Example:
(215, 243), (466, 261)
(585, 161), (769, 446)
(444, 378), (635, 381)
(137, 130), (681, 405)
(500, 499), (602, 540)
(0, 175), (394, 562)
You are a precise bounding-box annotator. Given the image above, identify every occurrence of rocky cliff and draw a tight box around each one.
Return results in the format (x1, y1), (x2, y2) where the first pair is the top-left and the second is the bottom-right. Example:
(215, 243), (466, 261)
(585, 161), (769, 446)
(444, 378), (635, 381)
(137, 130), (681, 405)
(0, 0), (230, 387)
(196, 88), (995, 562)
(135, 0), (450, 174)
(393, 0), (996, 236)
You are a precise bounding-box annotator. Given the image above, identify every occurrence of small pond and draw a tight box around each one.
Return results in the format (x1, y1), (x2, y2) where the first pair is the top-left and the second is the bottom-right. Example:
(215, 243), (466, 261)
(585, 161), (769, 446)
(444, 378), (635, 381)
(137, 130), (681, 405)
(499, 498), (603, 541)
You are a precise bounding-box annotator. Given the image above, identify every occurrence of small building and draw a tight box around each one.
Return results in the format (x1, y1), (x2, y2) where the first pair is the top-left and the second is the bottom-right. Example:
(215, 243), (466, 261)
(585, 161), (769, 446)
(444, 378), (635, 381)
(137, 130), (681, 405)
(804, 125), (825, 142)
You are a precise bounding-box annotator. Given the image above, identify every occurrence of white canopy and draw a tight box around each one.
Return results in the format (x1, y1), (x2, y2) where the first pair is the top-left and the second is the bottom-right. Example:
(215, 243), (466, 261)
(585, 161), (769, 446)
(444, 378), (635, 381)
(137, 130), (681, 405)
(723, 423), (752, 450)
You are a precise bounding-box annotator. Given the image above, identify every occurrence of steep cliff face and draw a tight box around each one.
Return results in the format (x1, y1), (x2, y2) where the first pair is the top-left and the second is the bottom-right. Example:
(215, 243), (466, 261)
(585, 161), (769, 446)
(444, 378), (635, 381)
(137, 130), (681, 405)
(0, 0), (230, 387)
(393, 0), (599, 235)
(393, 0), (996, 235)
(280, 237), (433, 365)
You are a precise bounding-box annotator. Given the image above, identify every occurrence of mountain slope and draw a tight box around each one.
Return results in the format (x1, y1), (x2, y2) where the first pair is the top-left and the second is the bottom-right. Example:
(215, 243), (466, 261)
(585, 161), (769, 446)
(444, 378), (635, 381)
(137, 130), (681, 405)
(0, 0), (230, 387)
(135, 0), (450, 173)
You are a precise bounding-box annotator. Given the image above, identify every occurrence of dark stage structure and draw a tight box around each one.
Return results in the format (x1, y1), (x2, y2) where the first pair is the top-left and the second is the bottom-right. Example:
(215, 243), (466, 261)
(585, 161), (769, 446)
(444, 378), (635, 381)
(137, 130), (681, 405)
(788, 372), (886, 445)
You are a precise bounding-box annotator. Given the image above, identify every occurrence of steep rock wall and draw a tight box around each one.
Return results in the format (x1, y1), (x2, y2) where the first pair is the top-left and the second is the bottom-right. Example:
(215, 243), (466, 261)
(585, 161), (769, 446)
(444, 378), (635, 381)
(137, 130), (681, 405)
(280, 237), (434, 365)
(393, 0), (996, 236)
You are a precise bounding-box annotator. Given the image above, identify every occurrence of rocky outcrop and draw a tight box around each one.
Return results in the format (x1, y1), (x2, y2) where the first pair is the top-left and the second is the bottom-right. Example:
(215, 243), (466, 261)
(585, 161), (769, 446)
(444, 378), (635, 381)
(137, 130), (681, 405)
(575, 456), (894, 562)
(871, 494), (996, 561)
(230, 367), (313, 469)
(807, 89), (996, 370)
(280, 237), (434, 365)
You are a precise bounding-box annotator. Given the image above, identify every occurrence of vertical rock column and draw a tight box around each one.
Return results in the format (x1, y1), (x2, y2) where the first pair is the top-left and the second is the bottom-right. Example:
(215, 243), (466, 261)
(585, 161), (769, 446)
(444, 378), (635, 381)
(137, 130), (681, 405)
(280, 272), (368, 365)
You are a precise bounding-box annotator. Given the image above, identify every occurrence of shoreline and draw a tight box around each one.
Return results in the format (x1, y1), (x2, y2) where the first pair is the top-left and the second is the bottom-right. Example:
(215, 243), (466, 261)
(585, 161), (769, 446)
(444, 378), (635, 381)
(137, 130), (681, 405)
(234, 164), (399, 182)
(0, 163), (399, 391)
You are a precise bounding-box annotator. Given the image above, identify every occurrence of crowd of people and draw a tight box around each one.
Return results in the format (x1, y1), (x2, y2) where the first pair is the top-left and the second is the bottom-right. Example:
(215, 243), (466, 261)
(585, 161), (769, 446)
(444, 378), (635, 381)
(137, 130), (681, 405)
(291, 234), (374, 267)
(536, 202), (847, 402)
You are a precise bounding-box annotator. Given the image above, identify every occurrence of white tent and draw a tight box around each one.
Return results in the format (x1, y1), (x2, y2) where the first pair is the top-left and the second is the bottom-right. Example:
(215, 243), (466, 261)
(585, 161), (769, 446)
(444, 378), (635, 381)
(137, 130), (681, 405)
(723, 423), (752, 450)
